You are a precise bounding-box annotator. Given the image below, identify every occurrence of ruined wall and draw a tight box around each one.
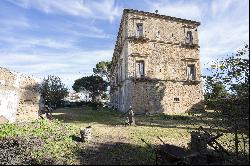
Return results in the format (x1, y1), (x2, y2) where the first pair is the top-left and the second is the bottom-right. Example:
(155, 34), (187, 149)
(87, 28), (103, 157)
(0, 67), (41, 123)
(16, 75), (41, 122)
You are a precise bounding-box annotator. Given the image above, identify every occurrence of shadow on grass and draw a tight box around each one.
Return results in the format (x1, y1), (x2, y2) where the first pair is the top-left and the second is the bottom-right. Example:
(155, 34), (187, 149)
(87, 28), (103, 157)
(75, 141), (248, 165)
(70, 135), (82, 142)
(52, 106), (231, 133)
(53, 106), (199, 128)
(52, 106), (125, 126)
(135, 113), (230, 133)
(76, 141), (155, 165)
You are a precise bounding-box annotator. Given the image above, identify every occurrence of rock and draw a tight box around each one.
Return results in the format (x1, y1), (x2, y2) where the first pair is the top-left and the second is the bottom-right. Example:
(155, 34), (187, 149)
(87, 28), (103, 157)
(80, 126), (92, 142)
(0, 115), (9, 124)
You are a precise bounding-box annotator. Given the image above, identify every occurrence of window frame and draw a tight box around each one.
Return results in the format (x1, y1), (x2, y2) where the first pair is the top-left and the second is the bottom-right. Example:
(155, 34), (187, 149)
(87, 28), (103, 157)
(135, 60), (145, 78)
(136, 23), (143, 37)
(187, 64), (196, 81)
(174, 97), (180, 102)
(186, 31), (193, 44)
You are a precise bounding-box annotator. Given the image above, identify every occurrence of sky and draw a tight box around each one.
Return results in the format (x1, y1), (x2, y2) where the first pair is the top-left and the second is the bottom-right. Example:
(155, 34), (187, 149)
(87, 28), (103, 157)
(0, 0), (249, 90)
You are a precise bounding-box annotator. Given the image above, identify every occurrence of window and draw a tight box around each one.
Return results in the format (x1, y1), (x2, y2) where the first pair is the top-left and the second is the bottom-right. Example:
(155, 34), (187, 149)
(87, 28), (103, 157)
(156, 30), (160, 38)
(120, 64), (123, 80)
(186, 31), (193, 44)
(136, 61), (145, 77)
(174, 98), (180, 102)
(187, 64), (196, 80)
(136, 23), (143, 37)
(116, 73), (118, 84)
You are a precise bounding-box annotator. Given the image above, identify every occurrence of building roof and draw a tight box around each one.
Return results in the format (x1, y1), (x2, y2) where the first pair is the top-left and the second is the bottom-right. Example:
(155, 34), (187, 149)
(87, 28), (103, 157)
(123, 9), (200, 26)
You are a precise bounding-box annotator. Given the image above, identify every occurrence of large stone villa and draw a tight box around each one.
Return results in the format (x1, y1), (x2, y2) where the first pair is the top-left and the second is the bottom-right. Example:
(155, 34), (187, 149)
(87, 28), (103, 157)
(110, 9), (204, 114)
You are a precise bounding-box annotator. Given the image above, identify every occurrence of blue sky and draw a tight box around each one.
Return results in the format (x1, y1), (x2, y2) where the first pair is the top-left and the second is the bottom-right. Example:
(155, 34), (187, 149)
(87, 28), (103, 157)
(0, 0), (249, 90)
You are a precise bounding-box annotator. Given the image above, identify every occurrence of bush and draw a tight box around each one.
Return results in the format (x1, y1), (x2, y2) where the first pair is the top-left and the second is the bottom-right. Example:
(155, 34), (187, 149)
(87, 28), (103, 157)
(0, 136), (43, 165)
(0, 119), (78, 165)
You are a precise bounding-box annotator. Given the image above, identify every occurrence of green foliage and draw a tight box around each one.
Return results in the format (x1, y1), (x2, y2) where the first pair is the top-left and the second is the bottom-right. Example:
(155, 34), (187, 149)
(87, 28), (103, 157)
(101, 93), (109, 100)
(72, 75), (108, 102)
(0, 119), (78, 165)
(1, 107), (249, 165)
(0, 123), (23, 137)
(204, 44), (249, 158)
(204, 44), (249, 114)
(93, 61), (111, 82)
(40, 75), (69, 106)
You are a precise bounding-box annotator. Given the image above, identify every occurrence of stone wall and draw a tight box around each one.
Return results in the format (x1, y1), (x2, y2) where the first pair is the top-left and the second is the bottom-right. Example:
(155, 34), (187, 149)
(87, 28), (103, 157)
(130, 80), (204, 114)
(110, 9), (204, 114)
(0, 67), (41, 123)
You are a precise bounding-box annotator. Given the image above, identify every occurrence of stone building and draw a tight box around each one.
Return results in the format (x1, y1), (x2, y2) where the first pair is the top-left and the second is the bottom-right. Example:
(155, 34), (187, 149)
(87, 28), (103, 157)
(0, 67), (41, 123)
(110, 9), (204, 114)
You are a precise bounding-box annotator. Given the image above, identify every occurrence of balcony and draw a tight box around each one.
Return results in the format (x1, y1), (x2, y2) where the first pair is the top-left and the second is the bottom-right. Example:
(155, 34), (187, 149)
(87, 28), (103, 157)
(181, 40), (199, 48)
(127, 35), (149, 42)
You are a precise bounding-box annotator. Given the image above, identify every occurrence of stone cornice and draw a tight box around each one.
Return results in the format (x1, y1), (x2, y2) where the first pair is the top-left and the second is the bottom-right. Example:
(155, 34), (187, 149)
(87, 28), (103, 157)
(124, 9), (201, 26)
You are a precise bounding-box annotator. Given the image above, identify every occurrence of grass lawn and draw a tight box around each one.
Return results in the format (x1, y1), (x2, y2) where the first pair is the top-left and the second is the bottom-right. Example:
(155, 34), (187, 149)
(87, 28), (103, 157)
(0, 106), (249, 165)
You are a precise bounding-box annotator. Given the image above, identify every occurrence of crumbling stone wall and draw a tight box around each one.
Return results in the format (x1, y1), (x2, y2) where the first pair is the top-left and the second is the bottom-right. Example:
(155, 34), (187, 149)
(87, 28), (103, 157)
(0, 67), (41, 123)
(110, 9), (204, 114)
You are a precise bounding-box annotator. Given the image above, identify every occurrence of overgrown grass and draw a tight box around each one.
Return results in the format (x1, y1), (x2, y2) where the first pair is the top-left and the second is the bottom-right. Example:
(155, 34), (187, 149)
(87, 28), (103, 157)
(0, 106), (249, 165)
(0, 119), (79, 164)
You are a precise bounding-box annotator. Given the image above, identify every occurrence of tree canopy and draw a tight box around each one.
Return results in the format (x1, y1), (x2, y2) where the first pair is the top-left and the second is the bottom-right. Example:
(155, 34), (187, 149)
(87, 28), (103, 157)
(39, 75), (68, 107)
(93, 61), (111, 82)
(204, 44), (249, 114)
(72, 75), (108, 102)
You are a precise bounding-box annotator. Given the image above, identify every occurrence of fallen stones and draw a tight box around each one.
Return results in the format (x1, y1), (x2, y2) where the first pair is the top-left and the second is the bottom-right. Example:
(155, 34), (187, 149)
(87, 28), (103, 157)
(0, 115), (9, 124)
(80, 126), (92, 142)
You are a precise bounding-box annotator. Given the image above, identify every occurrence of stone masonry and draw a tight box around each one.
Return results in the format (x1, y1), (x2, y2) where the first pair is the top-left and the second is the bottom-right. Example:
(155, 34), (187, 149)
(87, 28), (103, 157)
(0, 67), (41, 123)
(110, 9), (204, 114)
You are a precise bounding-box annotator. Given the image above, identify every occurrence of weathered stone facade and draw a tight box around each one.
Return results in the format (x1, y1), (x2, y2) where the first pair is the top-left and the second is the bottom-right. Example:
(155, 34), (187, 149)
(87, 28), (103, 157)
(110, 9), (204, 114)
(0, 67), (41, 122)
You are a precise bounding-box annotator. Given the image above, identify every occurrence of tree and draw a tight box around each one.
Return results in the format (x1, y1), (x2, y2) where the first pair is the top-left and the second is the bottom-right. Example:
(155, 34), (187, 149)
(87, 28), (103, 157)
(204, 44), (249, 157)
(204, 79), (229, 109)
(204, 44), (249, 113)
(93, 61), (112, 82)
(40, 75), (69, 107)
(72, 75), (108, 102)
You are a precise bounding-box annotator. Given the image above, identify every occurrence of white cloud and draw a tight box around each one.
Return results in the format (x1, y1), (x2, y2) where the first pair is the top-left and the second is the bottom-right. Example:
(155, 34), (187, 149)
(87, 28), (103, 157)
(87, 0), (121, 22)
(1, 0), (248, 89)
(199, 0), (249, 68)
(211, 0), (236, 17)
(0, 49), (113, 89)
(0, 17), (30, 28)
(8, 0), (122, 22)
(147, 0), (203, 21)
(0, 36), (75, 49)
(60, 21), (114, 39)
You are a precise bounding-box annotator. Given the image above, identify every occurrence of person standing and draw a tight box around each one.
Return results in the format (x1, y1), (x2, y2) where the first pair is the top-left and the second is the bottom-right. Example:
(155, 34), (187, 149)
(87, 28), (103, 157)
(128, 105), (135, 125)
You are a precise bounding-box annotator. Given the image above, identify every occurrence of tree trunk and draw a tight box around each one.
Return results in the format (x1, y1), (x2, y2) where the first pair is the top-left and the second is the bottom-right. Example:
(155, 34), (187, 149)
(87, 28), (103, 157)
(91, 94), (100, 103)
